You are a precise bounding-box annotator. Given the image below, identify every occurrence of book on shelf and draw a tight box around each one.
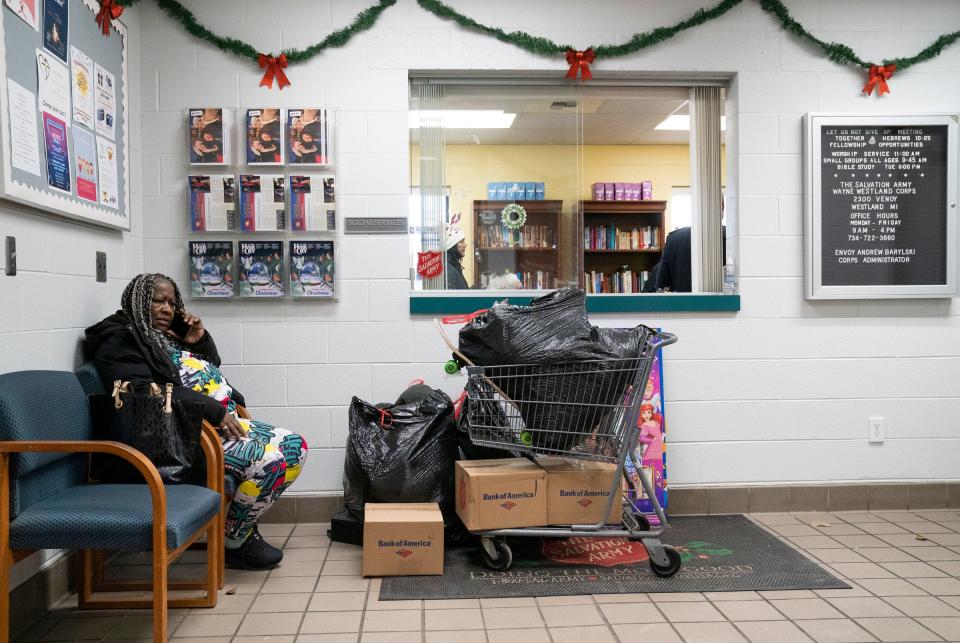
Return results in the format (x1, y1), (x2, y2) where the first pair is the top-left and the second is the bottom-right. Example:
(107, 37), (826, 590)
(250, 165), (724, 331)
(479, 270), (556, 290)
(584, 269), (652, 294)
(478, 223), (555, 249)
(583, 225), (659, 250)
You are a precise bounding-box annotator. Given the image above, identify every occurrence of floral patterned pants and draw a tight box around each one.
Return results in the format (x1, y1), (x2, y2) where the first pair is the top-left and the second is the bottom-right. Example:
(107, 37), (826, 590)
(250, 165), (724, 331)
(221, 418), (308, 546)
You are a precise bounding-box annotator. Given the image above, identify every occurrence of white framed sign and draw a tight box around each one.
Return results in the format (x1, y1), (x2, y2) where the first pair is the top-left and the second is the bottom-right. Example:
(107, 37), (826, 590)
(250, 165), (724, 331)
(0, 0), (129, 229)
(804, 113), (958, 299)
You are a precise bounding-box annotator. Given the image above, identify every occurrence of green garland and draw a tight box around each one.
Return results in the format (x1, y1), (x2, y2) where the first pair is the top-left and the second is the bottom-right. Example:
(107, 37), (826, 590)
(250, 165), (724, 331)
(111, 0), (960, 79)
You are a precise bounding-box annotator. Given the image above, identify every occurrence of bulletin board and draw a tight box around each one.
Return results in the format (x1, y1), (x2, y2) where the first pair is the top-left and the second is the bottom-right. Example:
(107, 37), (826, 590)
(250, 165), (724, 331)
(0, 0), (129, 229)
(804, 113), (957, 299)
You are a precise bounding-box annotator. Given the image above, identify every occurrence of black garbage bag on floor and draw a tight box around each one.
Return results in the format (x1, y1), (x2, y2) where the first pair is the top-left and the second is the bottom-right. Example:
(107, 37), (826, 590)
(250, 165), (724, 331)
(342, 385), (458, 524)
(458, 288), (651, 452)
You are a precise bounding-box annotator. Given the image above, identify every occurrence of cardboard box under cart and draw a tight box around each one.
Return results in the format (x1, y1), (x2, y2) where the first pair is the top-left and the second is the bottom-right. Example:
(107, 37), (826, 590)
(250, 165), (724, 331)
(455, 459), (546, 531)
(362, 503), (444, 577)
(537, 456), (622, 525)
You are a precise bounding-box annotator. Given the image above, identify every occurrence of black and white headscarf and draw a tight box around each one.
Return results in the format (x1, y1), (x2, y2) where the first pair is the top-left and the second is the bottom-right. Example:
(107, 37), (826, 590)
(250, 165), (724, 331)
(121, 272), (184, 352)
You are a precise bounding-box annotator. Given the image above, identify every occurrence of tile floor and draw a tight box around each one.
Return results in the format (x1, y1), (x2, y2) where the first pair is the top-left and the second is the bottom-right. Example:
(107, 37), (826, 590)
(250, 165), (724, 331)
(15, 509), (960, 642)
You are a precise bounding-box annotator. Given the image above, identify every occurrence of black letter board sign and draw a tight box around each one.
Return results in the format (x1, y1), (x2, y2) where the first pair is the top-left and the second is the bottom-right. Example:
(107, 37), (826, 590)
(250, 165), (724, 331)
(805, 114), (957, 299)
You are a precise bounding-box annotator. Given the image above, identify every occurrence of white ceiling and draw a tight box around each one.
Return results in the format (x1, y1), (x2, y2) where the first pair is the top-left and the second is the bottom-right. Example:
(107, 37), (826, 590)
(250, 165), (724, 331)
(409, 87), (721, 145)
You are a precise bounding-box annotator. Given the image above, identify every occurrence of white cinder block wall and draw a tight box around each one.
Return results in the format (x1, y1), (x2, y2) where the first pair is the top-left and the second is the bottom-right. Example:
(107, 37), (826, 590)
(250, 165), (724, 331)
(135, 0), (960, 496)
(0, 6), (145, 588)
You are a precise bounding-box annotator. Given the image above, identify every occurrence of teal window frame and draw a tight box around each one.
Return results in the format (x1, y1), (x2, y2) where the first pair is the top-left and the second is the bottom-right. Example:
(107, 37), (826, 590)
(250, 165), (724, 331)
(409, 293), (740, 315)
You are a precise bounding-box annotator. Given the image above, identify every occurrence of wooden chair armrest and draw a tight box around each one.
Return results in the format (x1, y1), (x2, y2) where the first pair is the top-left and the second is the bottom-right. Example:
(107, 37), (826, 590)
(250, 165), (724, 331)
(236, 405), (251, 420)
(200, 422), (224, 493)
(0, 440), (167, 525)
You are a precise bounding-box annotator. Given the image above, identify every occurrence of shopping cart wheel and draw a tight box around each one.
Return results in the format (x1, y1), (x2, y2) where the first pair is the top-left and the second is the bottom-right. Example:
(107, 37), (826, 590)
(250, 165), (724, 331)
(480, 538), (513, 571)
(649, 545), (682, 578)
(444, 359), (461, 374)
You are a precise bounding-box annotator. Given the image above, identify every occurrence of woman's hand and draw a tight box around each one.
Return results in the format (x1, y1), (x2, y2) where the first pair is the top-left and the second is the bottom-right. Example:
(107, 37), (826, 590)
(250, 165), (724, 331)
(167, 311), (206, 345)
(218, 414), (246, 441)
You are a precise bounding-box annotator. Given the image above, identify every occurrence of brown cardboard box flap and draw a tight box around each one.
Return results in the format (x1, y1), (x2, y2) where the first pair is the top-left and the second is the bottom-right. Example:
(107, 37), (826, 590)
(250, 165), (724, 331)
(364, 503), (443, 522)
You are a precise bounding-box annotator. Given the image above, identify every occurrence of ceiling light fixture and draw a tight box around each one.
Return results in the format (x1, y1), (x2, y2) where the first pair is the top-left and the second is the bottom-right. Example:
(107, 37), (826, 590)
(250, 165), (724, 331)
(408, 110), (517, 129)
(654, 115), (726, 131)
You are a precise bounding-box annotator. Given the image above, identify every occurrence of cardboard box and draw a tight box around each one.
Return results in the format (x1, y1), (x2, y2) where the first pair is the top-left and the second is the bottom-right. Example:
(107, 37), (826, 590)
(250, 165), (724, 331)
(537, 456), (622, 526)
(592, 182), (605, 200)
(455, 459), (546, 530)
(614, 183), (625, 201)
(362, 503), (444, 577)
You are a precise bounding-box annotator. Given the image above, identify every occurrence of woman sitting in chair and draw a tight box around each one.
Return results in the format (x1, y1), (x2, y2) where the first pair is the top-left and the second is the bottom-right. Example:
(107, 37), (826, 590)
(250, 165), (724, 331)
(85, 273), (307, 570)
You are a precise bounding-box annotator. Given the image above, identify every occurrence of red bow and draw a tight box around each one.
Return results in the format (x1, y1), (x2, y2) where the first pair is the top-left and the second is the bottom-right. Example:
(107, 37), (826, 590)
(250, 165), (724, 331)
(863, 64), (896, 96)
(258, 53), (291, 90)
(96, 0), (123, 36)
(565, 48), (595, 81)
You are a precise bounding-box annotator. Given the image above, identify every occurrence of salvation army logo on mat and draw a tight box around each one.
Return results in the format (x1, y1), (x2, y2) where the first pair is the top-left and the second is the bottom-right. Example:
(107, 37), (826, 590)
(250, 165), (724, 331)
(541, 536), (649, 567)
(500, 501), (517, 510)
(677, 541), (734, 562)
(396, 549), (413, 558)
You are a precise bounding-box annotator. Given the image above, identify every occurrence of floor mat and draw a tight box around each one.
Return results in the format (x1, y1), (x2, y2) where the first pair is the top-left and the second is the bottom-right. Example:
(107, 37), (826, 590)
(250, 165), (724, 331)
(380, 514), (849, 599)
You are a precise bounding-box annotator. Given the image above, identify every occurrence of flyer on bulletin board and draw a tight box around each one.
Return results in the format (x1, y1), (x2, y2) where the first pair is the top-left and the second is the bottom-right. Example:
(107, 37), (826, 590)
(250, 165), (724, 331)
(5, 0), (40, 31)
(41, 0), (68, 62)
(70, 46), (95, 129)
(96, 138), (118, 208)
(94, 64), (116, 140)
(42, 112), (71, 194)
(72, 127), (97, 203)
(36, 48), (70, 122)
(7, 79), (42, 177)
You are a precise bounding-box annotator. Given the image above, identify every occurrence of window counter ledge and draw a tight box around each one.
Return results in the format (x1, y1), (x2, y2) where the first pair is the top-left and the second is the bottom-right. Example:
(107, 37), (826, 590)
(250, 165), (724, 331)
(409, 292), (740, 315)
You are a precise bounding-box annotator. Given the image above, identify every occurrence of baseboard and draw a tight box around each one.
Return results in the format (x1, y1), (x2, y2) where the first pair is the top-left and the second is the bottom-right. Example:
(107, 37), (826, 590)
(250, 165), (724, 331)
(668, 482), (960, 515)
(268, 483), (960, 524)
(260, 494), (345, 523)
(10, 552), (76, 640)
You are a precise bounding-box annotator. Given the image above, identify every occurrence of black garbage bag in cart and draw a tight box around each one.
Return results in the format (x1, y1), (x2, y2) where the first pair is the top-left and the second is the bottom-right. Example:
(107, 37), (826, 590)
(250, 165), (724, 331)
(342, 386), (458, 523)
(458, 288), (652, 452)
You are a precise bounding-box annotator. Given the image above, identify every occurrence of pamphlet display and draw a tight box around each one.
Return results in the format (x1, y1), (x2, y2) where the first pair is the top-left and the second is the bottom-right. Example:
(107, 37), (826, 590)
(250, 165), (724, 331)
(805, 114), (958, 299)
(238, 240), (285, 298)
(290, 239), (336, 298)
(189, 240), (234, 298)
(188, 107), (230, 165)
(188, 174), (236, 232)
(289, 174), (335, 232)
(244, 108), (282, 164)
(182, 106), (338, 301)
(238, 173), (284, 231)
(286, 108), (330, 165)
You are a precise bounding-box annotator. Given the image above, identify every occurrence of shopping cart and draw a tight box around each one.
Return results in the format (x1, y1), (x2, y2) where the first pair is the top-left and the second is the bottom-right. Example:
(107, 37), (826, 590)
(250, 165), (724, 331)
(462, 326), (681, 577)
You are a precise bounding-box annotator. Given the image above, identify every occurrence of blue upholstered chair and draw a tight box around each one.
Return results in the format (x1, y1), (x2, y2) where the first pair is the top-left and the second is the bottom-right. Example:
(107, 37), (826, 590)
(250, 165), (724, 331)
(76, 362), (238, 591)
(0, 371), (223, 643)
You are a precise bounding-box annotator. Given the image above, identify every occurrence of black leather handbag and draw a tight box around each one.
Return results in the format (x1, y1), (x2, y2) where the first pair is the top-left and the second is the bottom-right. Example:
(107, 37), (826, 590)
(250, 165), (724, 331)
(90, 380), (206, 484)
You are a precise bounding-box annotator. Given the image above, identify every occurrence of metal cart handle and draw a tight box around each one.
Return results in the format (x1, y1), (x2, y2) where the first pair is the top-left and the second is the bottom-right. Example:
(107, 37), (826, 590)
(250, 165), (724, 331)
(651, 330), (678, 350)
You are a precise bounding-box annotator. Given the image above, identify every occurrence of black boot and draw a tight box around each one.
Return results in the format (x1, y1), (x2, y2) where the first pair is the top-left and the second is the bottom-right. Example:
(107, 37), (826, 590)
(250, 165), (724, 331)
(225, 526), (283, 570)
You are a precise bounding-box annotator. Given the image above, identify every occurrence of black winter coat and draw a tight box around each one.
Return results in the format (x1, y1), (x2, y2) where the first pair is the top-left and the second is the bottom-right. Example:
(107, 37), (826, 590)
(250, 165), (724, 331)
(84, 312), (245, 425)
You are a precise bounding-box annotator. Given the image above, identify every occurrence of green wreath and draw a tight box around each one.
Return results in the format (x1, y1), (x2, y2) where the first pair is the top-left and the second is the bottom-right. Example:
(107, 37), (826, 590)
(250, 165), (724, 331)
(501, 204), (527, 230)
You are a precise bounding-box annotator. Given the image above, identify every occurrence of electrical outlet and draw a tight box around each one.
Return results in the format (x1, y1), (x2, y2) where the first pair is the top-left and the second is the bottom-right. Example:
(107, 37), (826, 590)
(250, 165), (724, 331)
(4, 236), (15, 276)
(96, 251), (107, 282)
(868, 416), (885, 443)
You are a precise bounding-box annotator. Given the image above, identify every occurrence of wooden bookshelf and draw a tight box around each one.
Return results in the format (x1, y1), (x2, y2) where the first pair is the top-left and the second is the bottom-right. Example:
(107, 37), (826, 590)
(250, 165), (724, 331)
(578, 200), (667, 293)
(472, 200), (563, 290)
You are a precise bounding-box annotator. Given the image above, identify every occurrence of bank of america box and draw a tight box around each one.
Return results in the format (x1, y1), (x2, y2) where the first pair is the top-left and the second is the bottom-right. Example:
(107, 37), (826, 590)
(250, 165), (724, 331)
(362, 503), (444, 577)
(455, 459), (546, 530)
(537, 456), (621, 525)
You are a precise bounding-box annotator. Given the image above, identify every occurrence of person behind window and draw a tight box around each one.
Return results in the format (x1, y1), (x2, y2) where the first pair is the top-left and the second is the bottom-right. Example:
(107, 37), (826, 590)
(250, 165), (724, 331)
(654, 226), (725, 293)
(85, 273), (308, 571)
(445, 227), (470, 289)
(654, 227), (692, 292)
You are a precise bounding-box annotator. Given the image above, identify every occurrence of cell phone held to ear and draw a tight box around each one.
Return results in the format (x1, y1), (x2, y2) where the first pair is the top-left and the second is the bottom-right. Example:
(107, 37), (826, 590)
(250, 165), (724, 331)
(169, 311), (191, 339)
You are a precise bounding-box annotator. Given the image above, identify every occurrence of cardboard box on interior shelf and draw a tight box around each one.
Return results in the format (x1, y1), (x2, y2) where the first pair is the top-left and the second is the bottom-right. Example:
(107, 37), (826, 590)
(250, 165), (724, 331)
(362, 503), (444, 577)
(455, 459), (546, 531)
(537, 456), (622, 526)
